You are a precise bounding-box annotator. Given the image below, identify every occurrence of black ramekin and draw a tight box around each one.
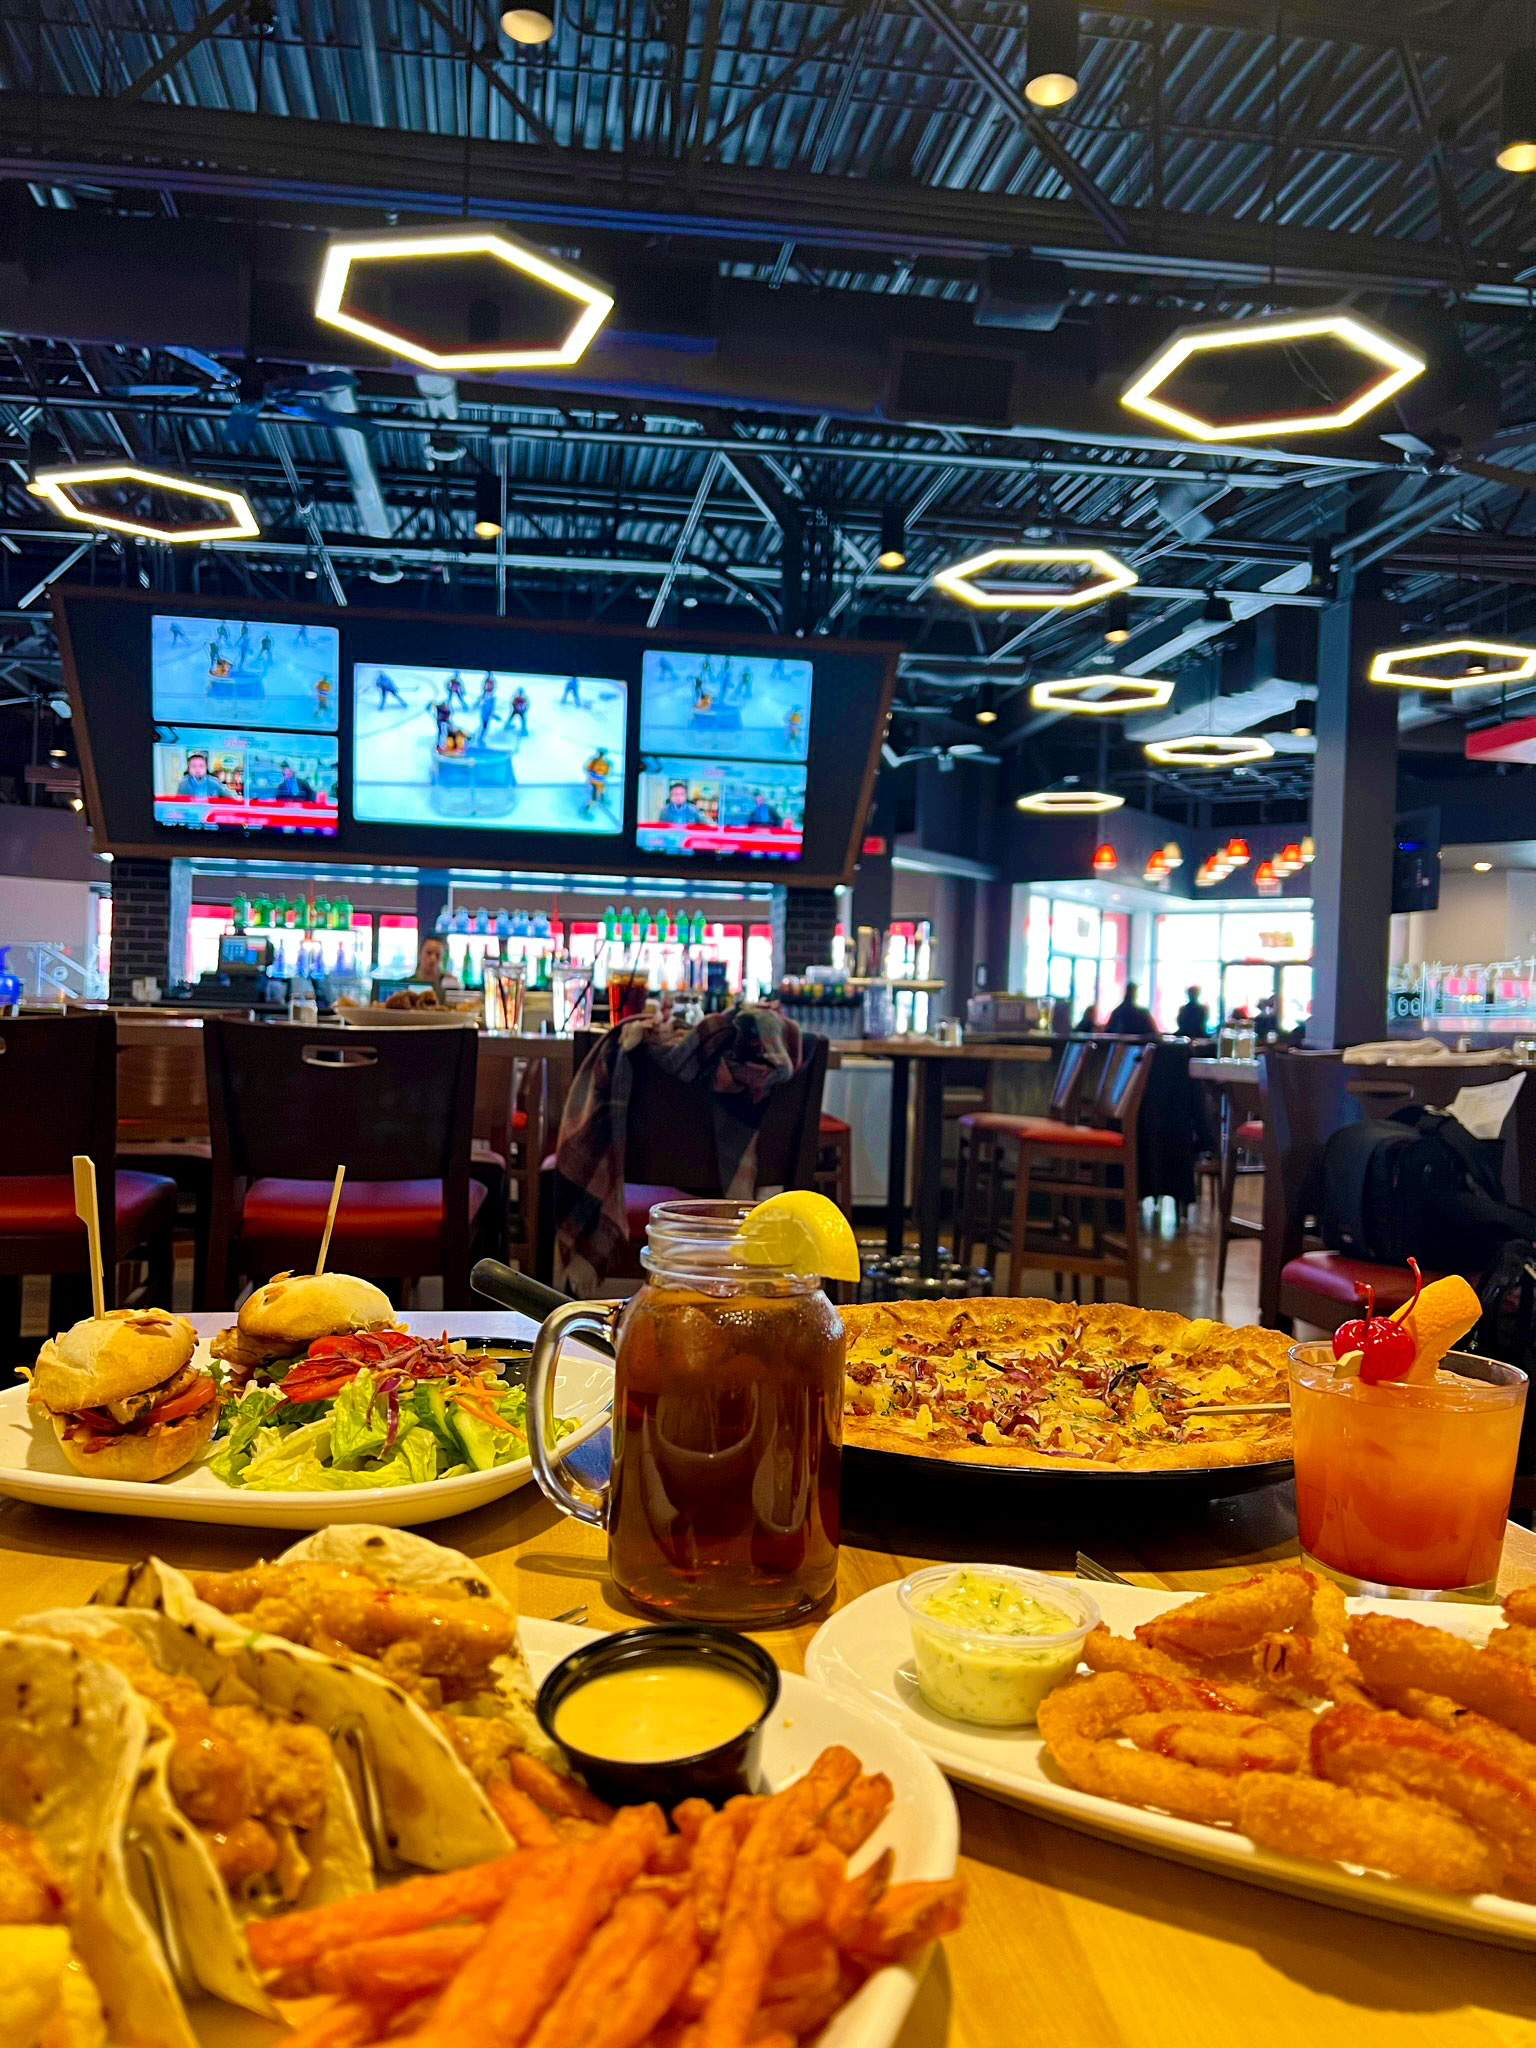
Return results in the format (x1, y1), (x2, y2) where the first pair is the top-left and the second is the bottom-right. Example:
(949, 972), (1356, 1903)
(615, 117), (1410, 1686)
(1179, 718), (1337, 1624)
(535, 1623), (782, 1810)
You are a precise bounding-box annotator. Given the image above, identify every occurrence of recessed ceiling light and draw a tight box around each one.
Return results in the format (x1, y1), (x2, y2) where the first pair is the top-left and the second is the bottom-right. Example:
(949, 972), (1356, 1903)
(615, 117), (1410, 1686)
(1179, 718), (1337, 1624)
(1119, 311), (1425, 443)
(1473, 860), (1494, 872)
(501, 6), (555, 41)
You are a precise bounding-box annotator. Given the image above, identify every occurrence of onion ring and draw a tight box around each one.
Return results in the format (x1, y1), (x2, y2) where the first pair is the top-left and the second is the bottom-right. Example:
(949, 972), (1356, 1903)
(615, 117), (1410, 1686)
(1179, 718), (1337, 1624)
(1236, 1774), (1504, 1894)
(1350, 1614), (1536, 1742)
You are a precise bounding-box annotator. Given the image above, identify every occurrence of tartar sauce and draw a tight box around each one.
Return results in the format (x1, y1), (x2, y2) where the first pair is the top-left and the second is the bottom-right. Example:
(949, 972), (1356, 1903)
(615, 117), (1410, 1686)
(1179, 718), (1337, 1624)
(899, 1566), (1096, 1727)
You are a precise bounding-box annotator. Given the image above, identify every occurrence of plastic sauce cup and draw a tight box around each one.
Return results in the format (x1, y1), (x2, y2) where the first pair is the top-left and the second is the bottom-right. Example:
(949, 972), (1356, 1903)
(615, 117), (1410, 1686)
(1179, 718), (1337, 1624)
(897, 1565), (1099, 1727)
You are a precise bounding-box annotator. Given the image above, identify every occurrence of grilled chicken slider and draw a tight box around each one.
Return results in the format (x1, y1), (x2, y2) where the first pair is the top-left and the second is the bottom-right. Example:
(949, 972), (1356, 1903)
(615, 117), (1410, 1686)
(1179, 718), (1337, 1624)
(211, 1271), (396, 1381)
(27, 1309), (212, 1481)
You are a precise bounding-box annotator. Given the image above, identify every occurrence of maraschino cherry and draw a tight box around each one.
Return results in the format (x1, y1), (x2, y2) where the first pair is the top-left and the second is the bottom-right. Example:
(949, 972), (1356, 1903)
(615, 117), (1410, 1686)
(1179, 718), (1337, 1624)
(1331, 1260), (1422, 1384)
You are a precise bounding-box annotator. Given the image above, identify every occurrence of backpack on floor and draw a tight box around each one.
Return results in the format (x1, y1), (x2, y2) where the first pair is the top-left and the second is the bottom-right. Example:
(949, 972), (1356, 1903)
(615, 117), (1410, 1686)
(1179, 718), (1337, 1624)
(1320, 1105), (1536, 1274)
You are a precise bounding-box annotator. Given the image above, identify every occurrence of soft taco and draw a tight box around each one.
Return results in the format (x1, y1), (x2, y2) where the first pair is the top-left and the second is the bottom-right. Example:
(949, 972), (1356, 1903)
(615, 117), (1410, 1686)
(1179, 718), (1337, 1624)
(94, 1524), (562, 1873)
(14, 1606), (373, 2016)
(0, 1632), (194, 2048)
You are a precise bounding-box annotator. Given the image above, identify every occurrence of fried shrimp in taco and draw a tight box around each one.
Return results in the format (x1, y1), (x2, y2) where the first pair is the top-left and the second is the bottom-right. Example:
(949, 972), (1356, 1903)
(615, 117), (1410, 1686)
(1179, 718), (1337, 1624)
(16, 1607), (372, 2018)
(96, 1526), (561, 1873)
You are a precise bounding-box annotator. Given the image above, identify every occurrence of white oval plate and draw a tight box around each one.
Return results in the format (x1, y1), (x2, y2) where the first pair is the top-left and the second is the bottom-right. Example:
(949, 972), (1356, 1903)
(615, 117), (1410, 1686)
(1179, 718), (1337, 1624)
(806, 1576), (1536, 1952)
(190, 1616), (960, 2048)
(0, 1331), (612, 1529)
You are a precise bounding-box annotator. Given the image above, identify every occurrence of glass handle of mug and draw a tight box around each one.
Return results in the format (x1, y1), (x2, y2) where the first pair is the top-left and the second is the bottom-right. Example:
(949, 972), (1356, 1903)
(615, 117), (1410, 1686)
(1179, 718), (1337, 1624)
(527, 1299), (613, 1530)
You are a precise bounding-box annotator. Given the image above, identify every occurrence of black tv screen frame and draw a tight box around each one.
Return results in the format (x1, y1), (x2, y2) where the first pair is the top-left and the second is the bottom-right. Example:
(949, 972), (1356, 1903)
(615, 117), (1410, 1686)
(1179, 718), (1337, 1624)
(54, 589), (897, 888)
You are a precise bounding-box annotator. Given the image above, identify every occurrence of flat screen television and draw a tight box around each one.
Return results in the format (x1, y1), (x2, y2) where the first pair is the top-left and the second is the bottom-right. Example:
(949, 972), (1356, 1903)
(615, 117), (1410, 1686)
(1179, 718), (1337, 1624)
(636, 649), (810, 861)
(352, 663), (627, 835)
(55, 590), (897, 886)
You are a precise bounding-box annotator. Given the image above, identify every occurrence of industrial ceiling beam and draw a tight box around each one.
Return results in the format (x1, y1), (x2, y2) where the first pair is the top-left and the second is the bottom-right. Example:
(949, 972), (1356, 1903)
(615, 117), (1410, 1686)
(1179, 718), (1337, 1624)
(903, 0), (1133, 251)
(115, 0), (243, 105)
(6, 95), (1533, 302)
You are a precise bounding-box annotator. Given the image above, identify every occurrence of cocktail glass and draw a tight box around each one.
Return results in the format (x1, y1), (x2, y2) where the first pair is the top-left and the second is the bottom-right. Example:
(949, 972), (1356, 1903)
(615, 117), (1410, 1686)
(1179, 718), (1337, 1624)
(1288, 1342), (1527, 1600)
(551, 961), (595, 1035)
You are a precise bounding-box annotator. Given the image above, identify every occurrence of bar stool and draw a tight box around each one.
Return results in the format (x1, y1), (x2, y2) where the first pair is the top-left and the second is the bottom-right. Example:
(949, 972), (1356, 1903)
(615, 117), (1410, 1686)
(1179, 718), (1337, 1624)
(1000, 1042), (1156, 1301)
(1215, 1115), (1265, 1295)
(814, 1114), (853, 1212)
(952, 1038), (1099, 1268)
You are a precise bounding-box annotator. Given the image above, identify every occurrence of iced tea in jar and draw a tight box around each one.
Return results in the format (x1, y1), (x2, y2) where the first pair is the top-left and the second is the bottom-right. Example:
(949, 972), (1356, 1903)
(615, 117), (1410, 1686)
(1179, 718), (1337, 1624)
(527, 1201), (844, 1625)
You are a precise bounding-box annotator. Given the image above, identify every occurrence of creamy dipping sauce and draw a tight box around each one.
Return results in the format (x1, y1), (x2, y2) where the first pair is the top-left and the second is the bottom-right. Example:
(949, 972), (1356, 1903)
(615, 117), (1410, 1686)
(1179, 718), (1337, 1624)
(904, 1568), (1090, 1727)
(553, 1660), (764, 1762)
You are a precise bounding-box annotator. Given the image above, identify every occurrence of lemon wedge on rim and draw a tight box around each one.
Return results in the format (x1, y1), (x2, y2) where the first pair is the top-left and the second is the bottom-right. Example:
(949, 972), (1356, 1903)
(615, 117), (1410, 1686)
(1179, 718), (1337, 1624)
(739, 1190), (861, 1283)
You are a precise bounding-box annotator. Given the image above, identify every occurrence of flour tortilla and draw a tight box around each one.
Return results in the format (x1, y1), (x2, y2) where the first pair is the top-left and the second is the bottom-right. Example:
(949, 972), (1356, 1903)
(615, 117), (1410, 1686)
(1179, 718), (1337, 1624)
(93, 1525), (557, 1873)
(16, 1606), (373, 2016)
(0, 1631), (194, 2048)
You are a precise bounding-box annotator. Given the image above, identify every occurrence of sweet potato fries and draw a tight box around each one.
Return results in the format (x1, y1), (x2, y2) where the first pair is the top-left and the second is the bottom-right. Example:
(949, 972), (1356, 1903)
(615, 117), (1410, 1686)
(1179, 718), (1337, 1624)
(249, 1746), (964, 2048)
(1038, 1567), (1536, 1898)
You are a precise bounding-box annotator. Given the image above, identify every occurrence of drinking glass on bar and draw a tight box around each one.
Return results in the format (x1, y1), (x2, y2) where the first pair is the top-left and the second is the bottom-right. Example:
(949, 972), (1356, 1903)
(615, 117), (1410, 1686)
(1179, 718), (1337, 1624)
(1288, 1341), (1527, 1600)
(608, 970), (650, 1024)
(550, 960), (595, 1035)
(483, 961), (526, 1032)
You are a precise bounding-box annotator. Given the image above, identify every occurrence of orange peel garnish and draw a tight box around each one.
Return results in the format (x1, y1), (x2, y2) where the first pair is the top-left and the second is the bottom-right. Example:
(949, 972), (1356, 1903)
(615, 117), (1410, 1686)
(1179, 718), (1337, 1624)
(1399, 1275), (1482, 1384)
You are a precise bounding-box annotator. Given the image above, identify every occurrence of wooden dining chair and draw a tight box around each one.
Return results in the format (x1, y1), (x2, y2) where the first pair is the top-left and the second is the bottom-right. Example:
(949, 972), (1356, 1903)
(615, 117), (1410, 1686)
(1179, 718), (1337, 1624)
(548, 1031), (830, 1288)
(0, 1014), (177, 1356)
(202, 1018), (486, 1307)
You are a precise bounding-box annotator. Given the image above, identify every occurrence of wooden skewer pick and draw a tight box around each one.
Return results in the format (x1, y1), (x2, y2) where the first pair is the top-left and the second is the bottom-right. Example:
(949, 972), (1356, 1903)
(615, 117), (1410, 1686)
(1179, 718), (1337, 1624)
(315, 1165), (346, 1277)
(72, 1154), (106, 1321)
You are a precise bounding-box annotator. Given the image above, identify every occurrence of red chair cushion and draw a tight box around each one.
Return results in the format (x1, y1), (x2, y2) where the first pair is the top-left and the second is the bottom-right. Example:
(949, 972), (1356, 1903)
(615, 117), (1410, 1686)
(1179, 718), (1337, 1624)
(819, 1115), (851, 1137)
(1281, 1251), (1442, 1311)
(0, 1171), (176, 1246)
(240, 1178), (487, 1245)
(624, 1183), (692, 1242)
(962, 1114), (1124, 1150)
(1236, 1119), (1265, 1146)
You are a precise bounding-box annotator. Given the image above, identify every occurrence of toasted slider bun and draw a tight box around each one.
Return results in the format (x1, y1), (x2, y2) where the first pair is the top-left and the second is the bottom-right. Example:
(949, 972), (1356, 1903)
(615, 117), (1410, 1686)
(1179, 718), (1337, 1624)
(237, 1271), (396, 1349)
(45, 1400), (217, 1484)
(28, 1309), (198, 1415)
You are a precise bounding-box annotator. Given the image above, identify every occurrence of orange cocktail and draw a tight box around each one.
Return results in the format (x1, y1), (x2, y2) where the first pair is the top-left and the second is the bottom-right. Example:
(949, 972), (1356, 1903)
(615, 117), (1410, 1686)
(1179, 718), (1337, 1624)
(1289, 1344), (1527, 1598)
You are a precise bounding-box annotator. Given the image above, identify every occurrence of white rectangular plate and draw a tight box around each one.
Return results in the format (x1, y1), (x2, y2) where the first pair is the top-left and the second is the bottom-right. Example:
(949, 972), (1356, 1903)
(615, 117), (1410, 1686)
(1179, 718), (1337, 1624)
(0, 1334), (612, 1528)
(805, 1576), (1536, 1950)
(188, 1617), (960, 2048)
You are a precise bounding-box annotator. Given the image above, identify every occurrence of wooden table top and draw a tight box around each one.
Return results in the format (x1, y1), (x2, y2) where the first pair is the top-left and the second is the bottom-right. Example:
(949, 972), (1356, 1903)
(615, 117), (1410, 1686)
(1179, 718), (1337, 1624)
(1187, 1056), (1263, 1083)
(2, 1311), (1532, 2048)
(832, 1037), (1054, 1062)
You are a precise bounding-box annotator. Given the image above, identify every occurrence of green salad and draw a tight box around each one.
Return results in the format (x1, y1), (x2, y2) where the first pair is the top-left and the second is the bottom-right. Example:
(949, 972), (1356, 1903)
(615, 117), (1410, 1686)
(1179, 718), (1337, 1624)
(212, 1365), (577, 1492)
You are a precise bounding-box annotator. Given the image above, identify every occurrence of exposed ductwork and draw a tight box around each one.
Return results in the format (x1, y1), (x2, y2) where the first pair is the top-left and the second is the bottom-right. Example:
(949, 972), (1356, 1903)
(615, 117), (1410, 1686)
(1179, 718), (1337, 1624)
(306, 370), (392, 539)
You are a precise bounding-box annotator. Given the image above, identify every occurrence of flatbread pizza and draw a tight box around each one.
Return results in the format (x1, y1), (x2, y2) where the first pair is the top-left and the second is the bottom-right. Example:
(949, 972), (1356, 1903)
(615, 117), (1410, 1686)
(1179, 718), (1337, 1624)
(841, 1298), (1292, 1471)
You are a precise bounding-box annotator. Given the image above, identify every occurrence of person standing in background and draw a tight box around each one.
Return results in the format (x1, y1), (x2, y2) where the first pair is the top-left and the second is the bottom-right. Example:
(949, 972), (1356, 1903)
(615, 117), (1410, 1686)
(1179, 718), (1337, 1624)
(1104, 982), (1158, 1036)
(1176, 985), (1210, 1039)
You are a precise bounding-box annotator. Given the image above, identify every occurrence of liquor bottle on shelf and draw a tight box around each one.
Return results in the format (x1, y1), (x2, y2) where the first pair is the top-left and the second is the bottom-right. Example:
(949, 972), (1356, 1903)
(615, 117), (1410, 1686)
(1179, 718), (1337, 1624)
(230, 893), (250, 931)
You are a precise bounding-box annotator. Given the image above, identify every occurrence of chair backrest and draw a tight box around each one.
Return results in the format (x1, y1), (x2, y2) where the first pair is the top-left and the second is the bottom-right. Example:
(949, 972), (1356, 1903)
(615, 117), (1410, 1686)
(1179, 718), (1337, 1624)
(0, 1014), (117, 1174)
(619, 1034), (830, 1194)
(117, 1023), (209, 1143)
(203, 1019), (477, 1187)
(1099, 1040), (1155, 1130)
(1048, 1037), (1092, 1119)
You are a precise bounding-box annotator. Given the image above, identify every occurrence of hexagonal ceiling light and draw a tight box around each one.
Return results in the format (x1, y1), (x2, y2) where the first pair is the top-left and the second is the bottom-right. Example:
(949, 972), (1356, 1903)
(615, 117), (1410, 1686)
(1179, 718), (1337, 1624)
(1142, 734), (1276, 768)
(1368, 638), (1536, 690)
(27, 464), (260, 544)
(1120, 311), (1425, 442)
(315, 226), (615, 372)
(1015, 787), (1125, 815)
(1029, 675), (1173, 715)
(932, 547), (1137, 611)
